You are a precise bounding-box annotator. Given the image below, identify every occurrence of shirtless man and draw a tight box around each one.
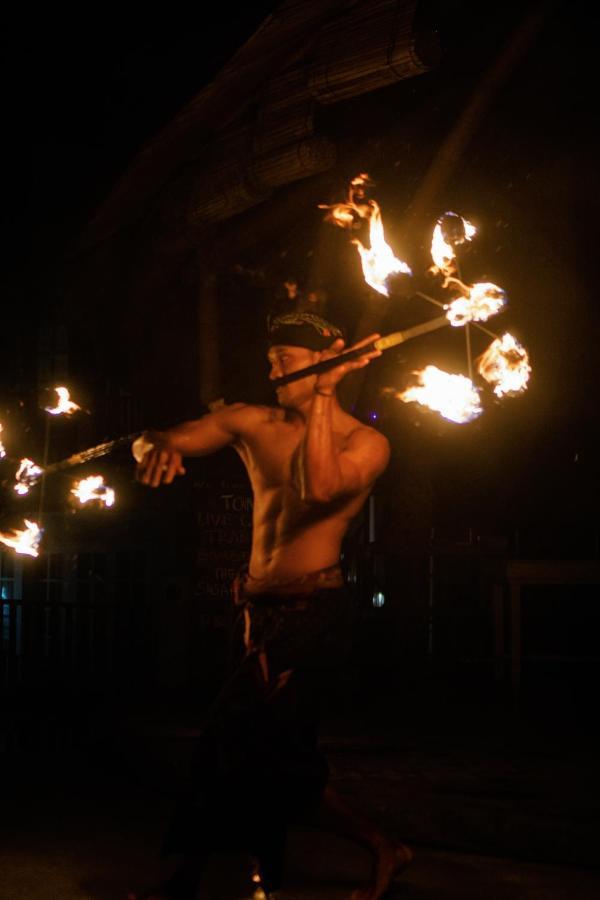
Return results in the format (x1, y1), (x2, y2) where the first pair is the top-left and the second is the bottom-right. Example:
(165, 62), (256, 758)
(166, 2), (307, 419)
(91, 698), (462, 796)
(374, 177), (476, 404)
(132, 313), (412, 900)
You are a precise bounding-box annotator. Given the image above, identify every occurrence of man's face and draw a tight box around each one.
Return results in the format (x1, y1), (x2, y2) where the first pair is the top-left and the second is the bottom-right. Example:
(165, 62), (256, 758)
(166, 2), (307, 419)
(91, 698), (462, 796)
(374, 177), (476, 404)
(268, 344), (320, 407)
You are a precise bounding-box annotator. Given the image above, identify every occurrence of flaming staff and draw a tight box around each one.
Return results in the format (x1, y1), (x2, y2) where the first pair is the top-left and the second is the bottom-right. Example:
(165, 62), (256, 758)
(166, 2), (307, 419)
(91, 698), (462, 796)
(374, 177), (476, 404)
(6, 434), (140, 486)
(320, 177), (532, 422)
(272, 315), (450, 388)
(272, 285), (508, 389)
(0, 423), (5, 459)
(44, 433), (141, 474)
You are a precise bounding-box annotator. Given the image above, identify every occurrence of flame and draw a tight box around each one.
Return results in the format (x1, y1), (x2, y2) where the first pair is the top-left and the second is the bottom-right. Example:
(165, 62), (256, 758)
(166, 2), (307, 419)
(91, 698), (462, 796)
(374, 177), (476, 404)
(445, 282), (506, 326)
(478, 332), (531, 397)
(320, 174), (411, 296)
(0, 519), (43, 557)
(431, 213), (476, 272)
(319, 173), (373, 229)
(0, 423), (5, 459)
(327, 206), (357, 228)
(431, 223), (455, 271)
(14, 458), (43, 495)
(45, 386), (80, 416)
(71, 475), (115, 508)
(396, 365), (483, 423)
(352, 201), (412, 296)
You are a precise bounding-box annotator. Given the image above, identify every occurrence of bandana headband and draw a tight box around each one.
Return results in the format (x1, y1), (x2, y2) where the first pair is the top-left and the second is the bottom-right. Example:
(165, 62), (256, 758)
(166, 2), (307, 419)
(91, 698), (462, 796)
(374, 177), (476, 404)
(268, 312), (344, 351)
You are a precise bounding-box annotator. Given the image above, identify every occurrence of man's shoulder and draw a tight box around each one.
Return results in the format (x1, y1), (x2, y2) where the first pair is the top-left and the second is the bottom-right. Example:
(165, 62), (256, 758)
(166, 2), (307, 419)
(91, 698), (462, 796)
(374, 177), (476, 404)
(343, 419), (391, 473)
(219, 402), (282, 431)
(342, 413), (390, 450)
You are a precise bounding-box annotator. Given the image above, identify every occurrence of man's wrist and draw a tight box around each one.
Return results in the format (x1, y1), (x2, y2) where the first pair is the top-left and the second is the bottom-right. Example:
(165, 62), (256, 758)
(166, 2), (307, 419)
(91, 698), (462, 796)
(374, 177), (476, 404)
(314, 385), (335, 397)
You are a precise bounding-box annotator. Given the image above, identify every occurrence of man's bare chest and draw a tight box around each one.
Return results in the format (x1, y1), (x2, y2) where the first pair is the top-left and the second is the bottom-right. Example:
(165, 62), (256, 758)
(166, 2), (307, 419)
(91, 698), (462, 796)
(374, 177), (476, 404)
(239, 421), (346, 488)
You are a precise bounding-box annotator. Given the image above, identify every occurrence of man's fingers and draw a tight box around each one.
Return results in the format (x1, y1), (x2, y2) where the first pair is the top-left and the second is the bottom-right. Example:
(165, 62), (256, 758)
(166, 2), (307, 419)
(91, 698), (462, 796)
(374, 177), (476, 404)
(164, 453), (182, 484)
(319, 338), (345, 362)
(137, 449), (186, 487)
(353, 332), (380, 349)
(150, 450), (170, 488)
(138, 450), (157, 484)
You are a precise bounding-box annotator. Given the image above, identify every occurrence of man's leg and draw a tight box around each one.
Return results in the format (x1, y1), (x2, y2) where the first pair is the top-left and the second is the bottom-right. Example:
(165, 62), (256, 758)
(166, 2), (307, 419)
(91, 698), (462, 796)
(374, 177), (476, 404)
(317, 785), (413, 900)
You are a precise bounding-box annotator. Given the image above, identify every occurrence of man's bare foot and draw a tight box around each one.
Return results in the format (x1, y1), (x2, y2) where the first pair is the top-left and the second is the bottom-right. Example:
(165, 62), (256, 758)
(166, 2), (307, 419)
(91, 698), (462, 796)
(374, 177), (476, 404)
(350, 841), (413, 900)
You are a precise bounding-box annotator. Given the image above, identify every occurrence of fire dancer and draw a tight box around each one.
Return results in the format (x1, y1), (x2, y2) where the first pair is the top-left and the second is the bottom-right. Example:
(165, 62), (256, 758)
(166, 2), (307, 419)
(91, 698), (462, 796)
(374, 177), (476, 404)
(130, 313), (412, 900)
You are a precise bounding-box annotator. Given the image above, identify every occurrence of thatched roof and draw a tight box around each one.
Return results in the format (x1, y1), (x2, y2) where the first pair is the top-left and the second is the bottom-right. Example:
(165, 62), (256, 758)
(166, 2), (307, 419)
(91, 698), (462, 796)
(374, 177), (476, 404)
(79, 0), (435, 252)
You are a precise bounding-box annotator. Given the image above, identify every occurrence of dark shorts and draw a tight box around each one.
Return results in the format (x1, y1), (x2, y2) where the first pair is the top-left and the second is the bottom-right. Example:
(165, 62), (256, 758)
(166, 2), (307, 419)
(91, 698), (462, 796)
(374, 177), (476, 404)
(163, 580), (352, 885)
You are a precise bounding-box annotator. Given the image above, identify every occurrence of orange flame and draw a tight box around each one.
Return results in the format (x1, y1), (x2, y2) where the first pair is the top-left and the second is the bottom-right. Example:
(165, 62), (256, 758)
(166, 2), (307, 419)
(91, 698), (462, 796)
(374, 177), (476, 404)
(445, 282), (506, 326)
(326, 206), (357, 228)
(352, 201), (412, 296)
(0, 519), (43, 557)
(0, 423), (5, 459)
(45, 386), (80, 416)
(478, 332), (531, 397)
(431, 213), (476, 272)
(71, 475), (115, 508)
(14, 458), (43, 495)
(320, 174), (411, 296)
(319, 173), (373, 229)
(394, 366), (482, 423)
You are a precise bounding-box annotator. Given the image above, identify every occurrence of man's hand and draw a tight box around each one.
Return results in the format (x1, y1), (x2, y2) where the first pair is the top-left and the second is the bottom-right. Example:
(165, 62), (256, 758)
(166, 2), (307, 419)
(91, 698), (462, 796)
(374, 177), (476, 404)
(134, 433), (186, 487)
(314, 334), (382, 395)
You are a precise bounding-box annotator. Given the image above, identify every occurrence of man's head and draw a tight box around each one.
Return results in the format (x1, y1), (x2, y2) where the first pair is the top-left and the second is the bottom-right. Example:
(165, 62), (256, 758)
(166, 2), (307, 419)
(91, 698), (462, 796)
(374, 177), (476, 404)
(267, 312), (344, 408)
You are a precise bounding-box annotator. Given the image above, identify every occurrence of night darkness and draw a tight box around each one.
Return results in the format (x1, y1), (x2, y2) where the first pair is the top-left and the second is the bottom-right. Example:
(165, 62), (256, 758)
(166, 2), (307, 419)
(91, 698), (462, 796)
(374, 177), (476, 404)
(2, 3), (600, 899)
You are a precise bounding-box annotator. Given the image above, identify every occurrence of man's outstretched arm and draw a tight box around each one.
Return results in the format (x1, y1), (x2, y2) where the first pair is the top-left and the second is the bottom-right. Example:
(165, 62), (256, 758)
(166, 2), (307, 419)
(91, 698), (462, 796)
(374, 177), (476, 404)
(135, 403), (252, 487)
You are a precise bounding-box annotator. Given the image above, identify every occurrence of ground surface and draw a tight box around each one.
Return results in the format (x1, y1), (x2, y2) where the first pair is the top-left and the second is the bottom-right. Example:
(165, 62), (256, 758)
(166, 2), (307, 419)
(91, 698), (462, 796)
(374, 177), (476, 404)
(2, 701), (599, 899)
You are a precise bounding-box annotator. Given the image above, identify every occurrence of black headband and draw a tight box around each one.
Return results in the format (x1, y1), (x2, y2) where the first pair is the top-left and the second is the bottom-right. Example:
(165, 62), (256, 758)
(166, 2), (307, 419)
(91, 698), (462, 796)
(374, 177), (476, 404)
(268, 312), (344, 351)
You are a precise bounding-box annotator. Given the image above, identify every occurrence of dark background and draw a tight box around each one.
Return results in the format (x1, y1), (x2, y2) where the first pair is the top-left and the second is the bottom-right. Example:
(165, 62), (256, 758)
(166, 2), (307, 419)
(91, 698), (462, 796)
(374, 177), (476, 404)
(0, 0), (598, 738)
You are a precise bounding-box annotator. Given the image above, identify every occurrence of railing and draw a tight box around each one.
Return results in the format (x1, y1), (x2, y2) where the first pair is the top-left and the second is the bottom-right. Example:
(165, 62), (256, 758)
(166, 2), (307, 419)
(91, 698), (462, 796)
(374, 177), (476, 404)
(1, 597), (151, 694)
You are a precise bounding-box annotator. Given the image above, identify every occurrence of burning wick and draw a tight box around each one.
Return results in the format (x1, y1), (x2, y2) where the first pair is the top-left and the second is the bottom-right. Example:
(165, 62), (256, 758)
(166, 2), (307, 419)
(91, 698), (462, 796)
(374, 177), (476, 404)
(445, 282), (507, 326)
(71, 475), (115, 508)
(45, 386), (80, 416)
(431, 211), (476, 274)
(478, 332), (531, 396)
(0, 519), (43, 557)
(320, 173), (411, 296)
(0, 423), (5, 459)
(390, 365), (483, 423)
(319, 173), (375, 229)
(14, 458), (43, 495)
(351, 200), (412, 296)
